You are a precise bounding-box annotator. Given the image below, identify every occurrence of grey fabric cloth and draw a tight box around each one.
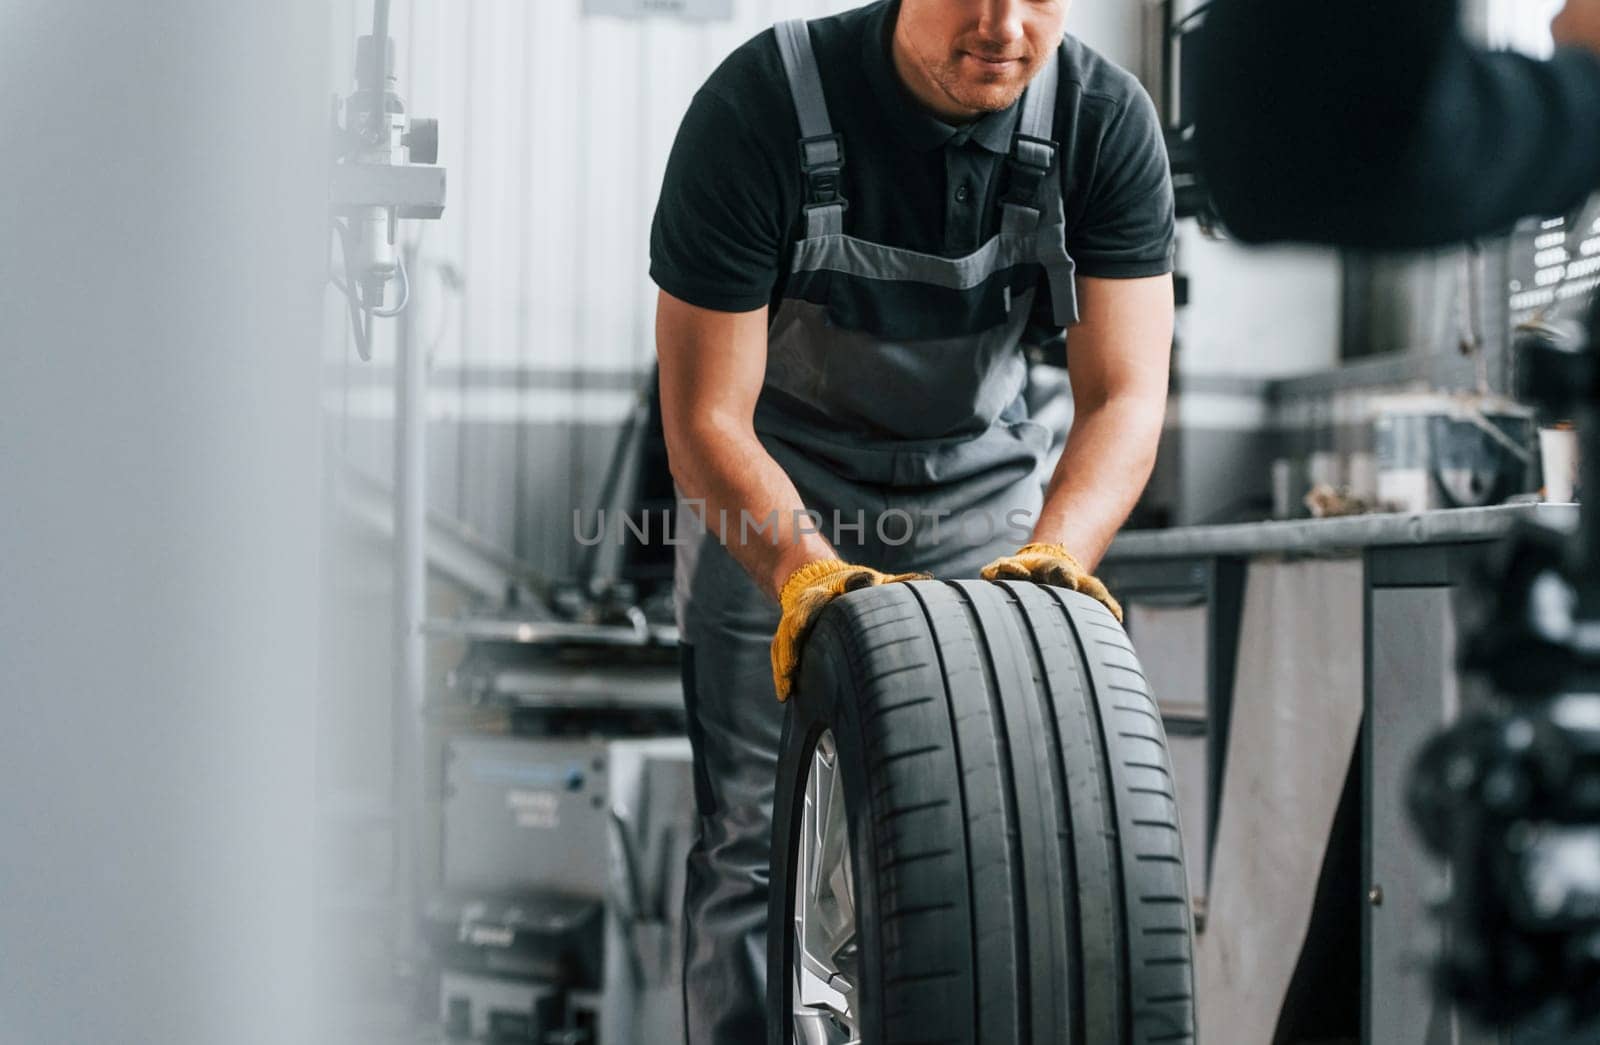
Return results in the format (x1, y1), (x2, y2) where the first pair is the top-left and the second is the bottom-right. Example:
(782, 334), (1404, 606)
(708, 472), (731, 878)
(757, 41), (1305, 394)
(759, 293), (1046, 461)
(1194, 558), (1365, 1043)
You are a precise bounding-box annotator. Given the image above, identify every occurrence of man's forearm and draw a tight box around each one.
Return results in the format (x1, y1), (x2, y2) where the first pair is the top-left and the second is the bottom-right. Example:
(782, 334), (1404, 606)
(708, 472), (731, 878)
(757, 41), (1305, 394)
(1028, 396), (1164, 571)
(668, 421), (836, 601)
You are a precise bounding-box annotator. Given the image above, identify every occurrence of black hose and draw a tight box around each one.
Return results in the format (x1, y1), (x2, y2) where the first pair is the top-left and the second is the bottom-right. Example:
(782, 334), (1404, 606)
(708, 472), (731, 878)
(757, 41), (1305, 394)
(332, 219), (374, 361)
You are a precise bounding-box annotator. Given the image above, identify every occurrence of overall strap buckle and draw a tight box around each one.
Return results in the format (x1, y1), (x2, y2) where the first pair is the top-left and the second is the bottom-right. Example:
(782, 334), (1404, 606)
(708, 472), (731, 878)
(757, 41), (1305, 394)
(1004, 132), (1058, 209)
(798, 132), (848, 210)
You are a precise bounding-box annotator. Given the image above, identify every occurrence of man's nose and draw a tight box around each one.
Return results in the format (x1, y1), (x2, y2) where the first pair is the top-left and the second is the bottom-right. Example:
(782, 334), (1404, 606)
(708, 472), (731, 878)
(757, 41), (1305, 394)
(975, 0), (1028, 45)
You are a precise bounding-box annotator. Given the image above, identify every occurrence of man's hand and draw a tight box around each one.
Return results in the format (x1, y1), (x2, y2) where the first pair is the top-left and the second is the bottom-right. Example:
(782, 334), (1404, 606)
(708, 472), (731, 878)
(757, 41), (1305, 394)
(1553, 0), (1600, 53)
(980, 543), (1124, 622)
(770, 559), (929, 701)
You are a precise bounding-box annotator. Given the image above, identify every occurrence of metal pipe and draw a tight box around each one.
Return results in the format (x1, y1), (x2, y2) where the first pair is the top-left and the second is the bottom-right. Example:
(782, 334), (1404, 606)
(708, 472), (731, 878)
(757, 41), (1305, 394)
(421, 610), (655, 647)
(391, 239), (427, 967)
(363, 0), (393, 144)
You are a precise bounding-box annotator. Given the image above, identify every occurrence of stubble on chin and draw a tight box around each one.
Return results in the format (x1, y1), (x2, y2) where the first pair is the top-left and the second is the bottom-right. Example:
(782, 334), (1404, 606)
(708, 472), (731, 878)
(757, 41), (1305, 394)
(929, 58), (1032, 116)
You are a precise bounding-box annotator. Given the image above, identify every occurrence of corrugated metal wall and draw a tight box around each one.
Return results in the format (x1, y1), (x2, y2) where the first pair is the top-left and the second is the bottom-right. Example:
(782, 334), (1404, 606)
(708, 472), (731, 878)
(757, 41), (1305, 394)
(324, 0), (1140, 586)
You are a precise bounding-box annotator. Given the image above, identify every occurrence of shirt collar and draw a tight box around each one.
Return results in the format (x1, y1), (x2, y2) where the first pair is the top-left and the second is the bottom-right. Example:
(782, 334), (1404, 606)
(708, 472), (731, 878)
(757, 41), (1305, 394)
(862, 0), (1022, 156)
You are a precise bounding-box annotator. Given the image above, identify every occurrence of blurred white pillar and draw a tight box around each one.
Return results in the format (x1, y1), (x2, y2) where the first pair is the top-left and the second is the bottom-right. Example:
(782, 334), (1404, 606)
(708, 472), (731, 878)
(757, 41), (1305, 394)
(0, 2), (331, 1042)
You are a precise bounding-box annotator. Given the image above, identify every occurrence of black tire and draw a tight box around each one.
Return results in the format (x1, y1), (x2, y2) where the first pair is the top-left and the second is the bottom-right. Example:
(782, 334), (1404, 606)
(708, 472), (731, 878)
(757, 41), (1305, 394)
(768, 579), (1196, 1045)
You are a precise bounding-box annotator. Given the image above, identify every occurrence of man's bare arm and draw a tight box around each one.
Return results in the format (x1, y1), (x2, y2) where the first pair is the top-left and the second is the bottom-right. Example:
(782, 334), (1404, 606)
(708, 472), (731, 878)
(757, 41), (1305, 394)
(655, 289), (836, 602)
(1029, 274), (1173, 571)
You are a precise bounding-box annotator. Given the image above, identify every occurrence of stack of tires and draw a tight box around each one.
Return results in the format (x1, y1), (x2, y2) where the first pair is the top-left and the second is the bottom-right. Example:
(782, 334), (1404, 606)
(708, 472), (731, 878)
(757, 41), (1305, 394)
(769, 580), (1196, 1045)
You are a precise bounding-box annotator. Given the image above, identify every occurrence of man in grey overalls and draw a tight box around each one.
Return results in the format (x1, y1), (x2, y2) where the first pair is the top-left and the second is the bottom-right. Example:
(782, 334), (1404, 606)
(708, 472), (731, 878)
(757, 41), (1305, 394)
(648, 1), (1176, 1039)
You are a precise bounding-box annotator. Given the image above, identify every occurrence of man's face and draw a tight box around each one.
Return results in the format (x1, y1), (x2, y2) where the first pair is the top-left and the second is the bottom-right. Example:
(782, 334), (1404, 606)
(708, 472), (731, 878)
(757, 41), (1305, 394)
(895, 0), (1068, 118)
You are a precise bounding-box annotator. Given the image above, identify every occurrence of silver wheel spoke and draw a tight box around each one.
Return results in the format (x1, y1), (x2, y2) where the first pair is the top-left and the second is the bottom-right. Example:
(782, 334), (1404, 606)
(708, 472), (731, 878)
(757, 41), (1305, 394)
(792, 730), (858, 1044)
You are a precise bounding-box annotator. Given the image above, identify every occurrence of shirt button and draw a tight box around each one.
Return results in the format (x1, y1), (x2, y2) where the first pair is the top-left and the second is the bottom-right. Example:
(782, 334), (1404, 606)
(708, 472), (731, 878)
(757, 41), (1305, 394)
(955, 184), (971, 204)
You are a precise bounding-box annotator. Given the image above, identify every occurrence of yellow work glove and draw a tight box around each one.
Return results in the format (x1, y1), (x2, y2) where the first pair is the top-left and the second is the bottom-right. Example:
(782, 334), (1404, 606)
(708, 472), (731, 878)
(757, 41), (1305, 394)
(770, 559), (929, 702)
(980, 542), (1124, 623)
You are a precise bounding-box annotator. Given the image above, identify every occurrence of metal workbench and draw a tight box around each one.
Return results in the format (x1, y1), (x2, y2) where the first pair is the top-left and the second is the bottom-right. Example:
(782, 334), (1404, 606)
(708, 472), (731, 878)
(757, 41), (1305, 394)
(1099, 502), (1586, 1044)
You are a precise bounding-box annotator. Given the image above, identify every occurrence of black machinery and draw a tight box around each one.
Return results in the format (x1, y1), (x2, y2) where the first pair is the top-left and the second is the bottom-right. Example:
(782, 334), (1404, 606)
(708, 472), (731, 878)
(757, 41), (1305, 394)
(1408, 292), (1600, 1029)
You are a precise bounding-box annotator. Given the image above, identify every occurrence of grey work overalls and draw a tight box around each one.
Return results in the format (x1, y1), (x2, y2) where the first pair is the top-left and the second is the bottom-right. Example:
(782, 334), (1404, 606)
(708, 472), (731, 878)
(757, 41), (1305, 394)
(674, 19), (1077, 1044)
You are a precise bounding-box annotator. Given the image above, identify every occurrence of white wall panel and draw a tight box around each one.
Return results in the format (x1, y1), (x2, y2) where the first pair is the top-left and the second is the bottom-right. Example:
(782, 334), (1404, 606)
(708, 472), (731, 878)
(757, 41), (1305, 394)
(1068, 0), (1147, 71)
(396, 0), (856, 377)
(1176, 220), (1343, 379)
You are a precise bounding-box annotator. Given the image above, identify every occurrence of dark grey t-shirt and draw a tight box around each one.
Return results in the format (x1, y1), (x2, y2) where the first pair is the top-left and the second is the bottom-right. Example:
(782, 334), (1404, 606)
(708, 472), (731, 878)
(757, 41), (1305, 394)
(649, 0), (1174, 331)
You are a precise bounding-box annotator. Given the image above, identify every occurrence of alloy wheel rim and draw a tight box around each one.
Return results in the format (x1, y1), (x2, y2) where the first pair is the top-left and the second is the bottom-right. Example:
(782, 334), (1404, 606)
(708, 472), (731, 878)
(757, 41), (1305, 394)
(791, 729), (860, 1045)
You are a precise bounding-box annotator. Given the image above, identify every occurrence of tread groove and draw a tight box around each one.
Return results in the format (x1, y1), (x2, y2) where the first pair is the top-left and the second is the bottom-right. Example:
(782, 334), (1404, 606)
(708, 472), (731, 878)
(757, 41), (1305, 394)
(1000, 583), (1079, 1045)
(903, 583), (983, 1045)
(885, 900), (959, 921)
(864, 661), (934, 686)
(872, 743), (942, 768)
(877, 798), (951, 823)
(1112, 704), (1163, 724)
(878, 846), (958, 871)
(1040, 582), (1195, 1045)
(1037, 582), (1131, 1043)
(863, 693), (937, 726)
(885, 969), (962, 987)
(950, 581), (1031, 1045)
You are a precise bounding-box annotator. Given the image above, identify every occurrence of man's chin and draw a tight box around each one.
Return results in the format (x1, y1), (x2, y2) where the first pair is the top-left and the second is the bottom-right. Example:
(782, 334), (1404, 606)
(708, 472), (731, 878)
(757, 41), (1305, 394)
(949, 82), (1027, 114)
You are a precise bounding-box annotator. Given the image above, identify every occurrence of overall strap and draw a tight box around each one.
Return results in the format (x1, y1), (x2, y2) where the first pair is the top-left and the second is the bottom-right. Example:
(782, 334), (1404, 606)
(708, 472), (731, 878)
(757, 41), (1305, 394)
(775, 19), (847, 238)
(1001, 46), (1060, 235)
(1001, 46), (1077, 326)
